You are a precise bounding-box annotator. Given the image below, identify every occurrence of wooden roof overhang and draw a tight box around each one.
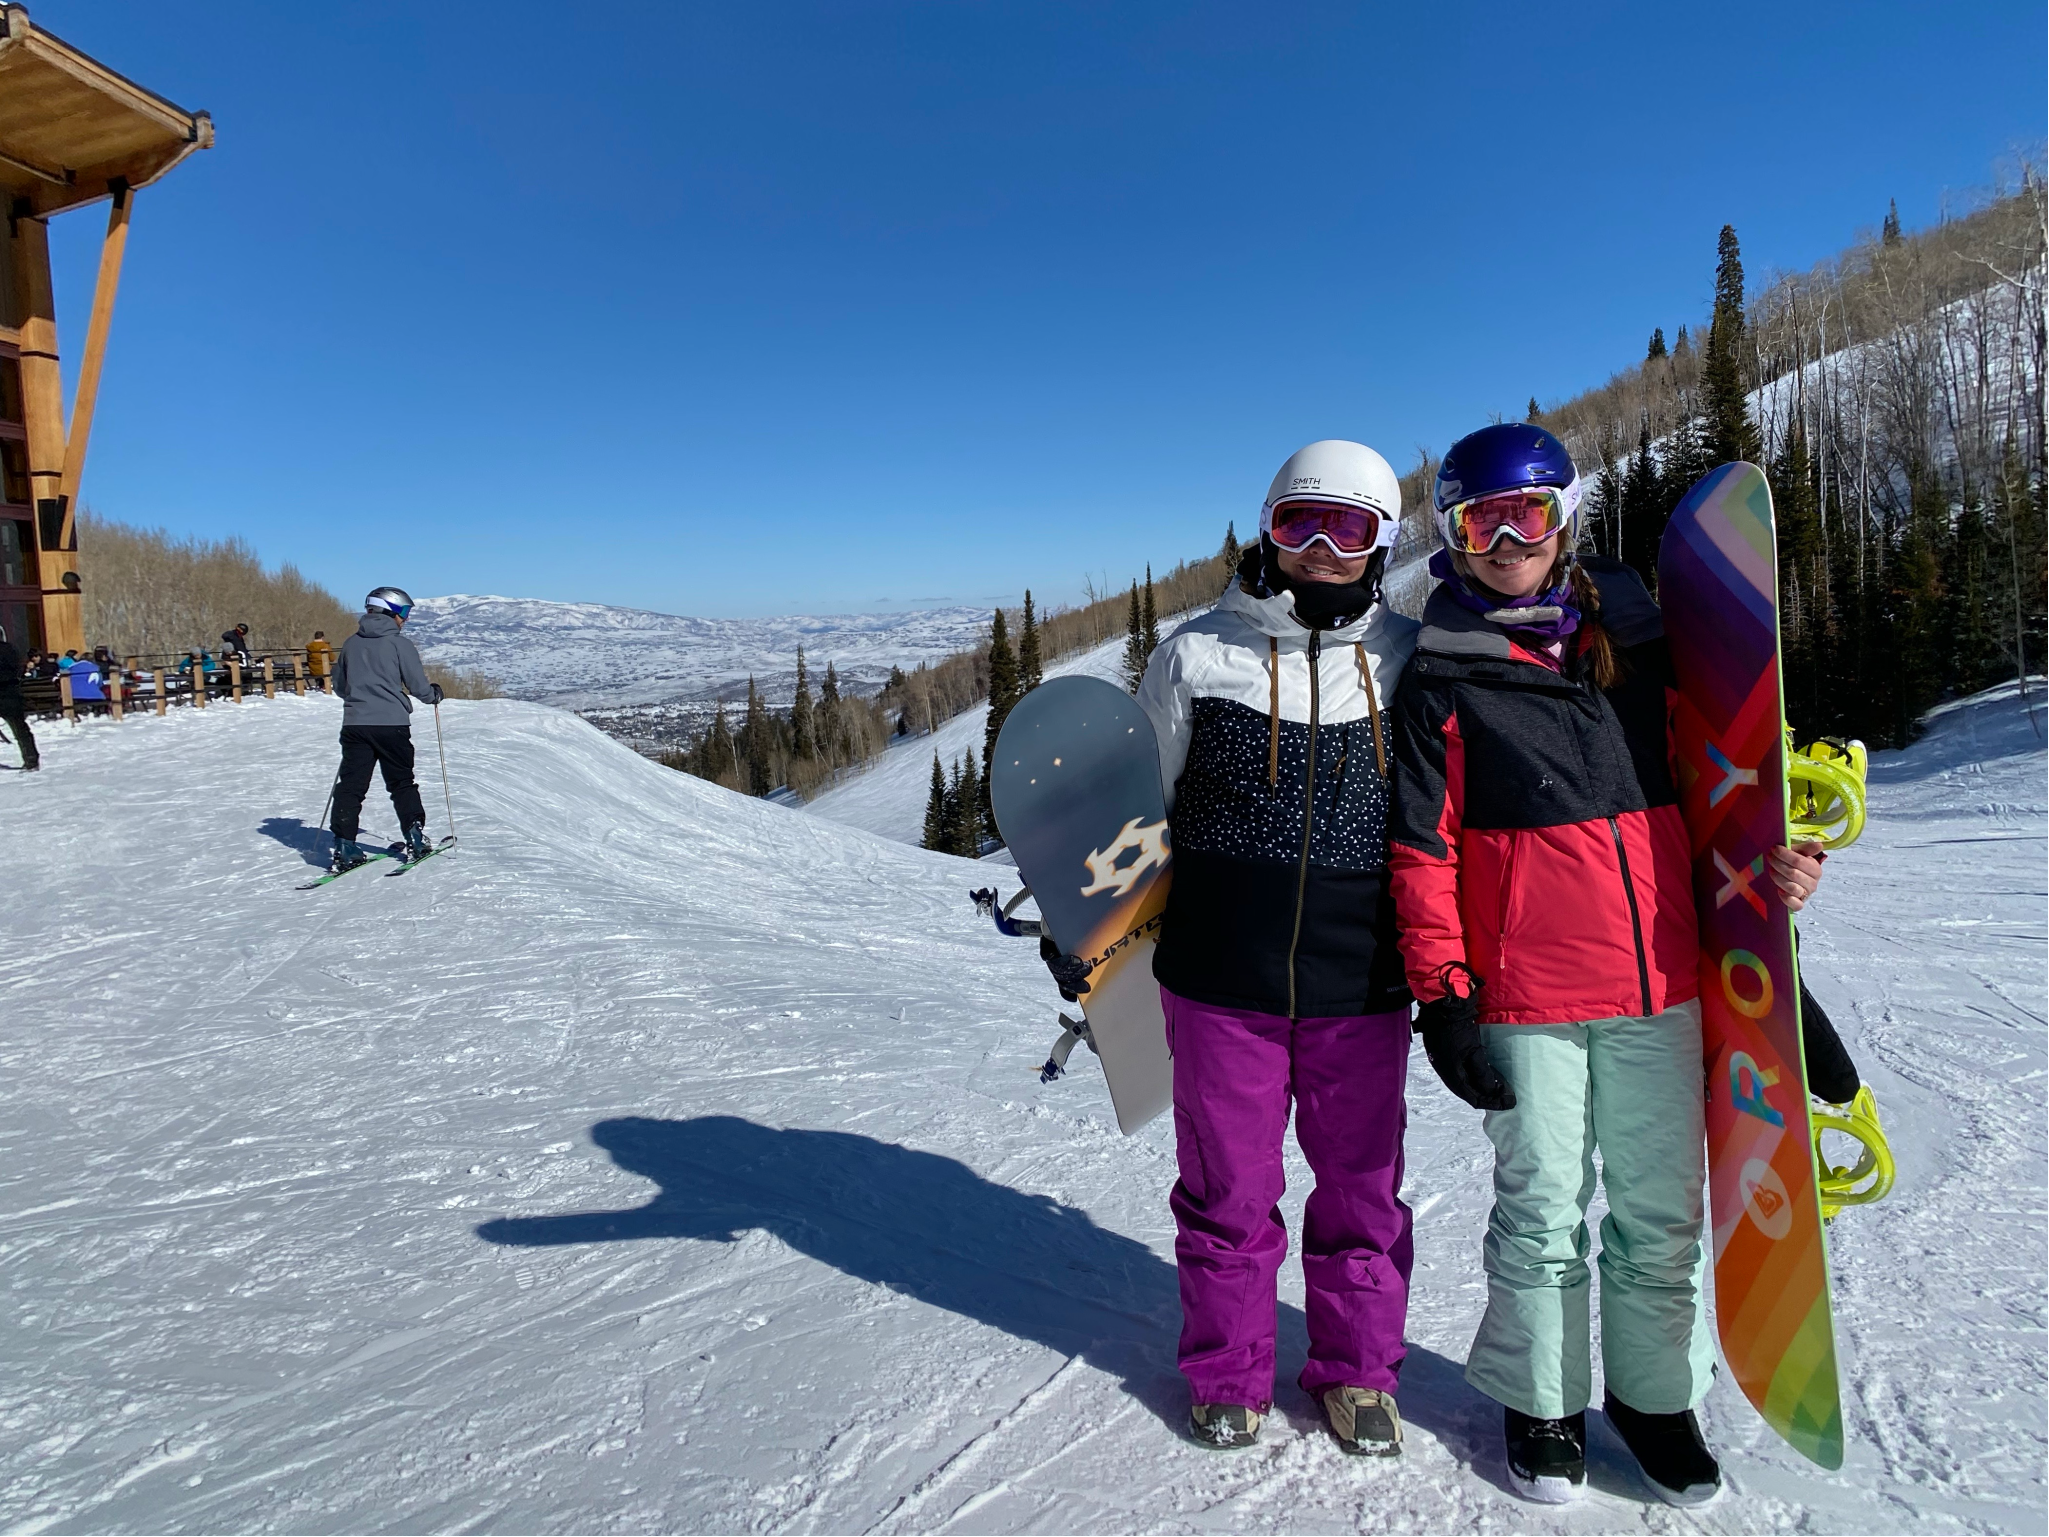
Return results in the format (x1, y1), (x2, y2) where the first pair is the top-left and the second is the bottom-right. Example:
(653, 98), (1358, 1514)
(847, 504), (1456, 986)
(0, 4), (212, 218)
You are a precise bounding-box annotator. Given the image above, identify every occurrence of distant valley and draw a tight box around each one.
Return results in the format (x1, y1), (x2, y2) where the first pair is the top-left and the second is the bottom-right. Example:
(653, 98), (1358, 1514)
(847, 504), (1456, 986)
(405, 595), (995, 723)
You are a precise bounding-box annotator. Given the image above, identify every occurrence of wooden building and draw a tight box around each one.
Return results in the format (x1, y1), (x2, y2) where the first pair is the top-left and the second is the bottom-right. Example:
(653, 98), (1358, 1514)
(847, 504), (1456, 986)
(0, 4), (210, 655)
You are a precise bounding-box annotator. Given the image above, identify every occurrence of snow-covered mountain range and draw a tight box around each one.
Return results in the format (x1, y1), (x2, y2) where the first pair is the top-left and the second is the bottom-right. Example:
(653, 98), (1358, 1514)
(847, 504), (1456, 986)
(404, 593), (995, 710)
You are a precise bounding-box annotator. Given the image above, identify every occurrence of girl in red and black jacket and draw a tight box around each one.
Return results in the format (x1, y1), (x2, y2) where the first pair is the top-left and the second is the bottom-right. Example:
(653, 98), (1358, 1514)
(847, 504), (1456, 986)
(1386, 425), (1825, 1508)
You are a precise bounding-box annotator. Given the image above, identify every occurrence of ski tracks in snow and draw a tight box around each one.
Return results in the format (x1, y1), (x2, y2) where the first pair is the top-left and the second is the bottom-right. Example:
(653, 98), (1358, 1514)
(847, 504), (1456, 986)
(0, 687), (2043, 1534)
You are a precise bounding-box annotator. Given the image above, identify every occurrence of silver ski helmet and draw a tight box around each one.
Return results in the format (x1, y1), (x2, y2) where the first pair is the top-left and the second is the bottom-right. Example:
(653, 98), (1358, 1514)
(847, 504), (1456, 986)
(366, 586), (414, 619)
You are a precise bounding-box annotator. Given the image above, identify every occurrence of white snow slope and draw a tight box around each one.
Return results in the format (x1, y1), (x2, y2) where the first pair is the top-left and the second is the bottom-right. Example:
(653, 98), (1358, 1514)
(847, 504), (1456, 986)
(405, 595), (995, 710)
(1, 683), (2042, 1535)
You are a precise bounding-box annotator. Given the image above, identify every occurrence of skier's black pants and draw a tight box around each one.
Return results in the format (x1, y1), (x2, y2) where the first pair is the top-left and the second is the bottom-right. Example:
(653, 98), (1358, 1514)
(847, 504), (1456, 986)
(332, 724), (425, 841)
(2, 711), (35, 767)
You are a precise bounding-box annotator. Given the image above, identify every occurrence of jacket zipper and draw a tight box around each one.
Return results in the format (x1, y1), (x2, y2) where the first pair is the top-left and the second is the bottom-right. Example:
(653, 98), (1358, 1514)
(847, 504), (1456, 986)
(1284, 631), (1322, 1020)
(1608, 815), (1654, 1016)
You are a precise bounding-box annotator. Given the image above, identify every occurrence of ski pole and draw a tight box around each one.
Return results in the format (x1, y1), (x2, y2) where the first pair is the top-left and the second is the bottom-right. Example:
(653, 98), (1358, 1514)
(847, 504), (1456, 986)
(315, 767), (340, 841)
(433, 701), (457, 838)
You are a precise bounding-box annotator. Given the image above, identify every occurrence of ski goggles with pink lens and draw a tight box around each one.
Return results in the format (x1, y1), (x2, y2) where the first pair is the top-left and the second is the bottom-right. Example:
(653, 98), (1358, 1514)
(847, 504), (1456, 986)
(1264, 498), (1397, 557)
(1443, 486), (1571, 555)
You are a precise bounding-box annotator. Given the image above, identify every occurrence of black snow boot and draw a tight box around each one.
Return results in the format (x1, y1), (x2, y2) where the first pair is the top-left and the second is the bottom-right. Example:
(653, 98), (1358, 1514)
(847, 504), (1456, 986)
(403, 822), (432, 861)
(1188, 1403), (1261, 1450)
(331, 837), (373, 873)
(1604, 1391), (1722, 1507)
(1504, 1408), (1586, 1503)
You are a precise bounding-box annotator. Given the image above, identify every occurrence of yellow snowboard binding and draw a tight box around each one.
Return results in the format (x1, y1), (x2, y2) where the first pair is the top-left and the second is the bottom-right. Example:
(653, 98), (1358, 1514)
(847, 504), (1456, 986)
(1786, 731), (1868, 850)
(1812, 1084), (1896, 1220)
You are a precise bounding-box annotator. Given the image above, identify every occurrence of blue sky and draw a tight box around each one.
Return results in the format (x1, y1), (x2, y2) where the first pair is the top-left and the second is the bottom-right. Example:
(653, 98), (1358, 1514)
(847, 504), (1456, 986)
(36, 1), (2045, 617)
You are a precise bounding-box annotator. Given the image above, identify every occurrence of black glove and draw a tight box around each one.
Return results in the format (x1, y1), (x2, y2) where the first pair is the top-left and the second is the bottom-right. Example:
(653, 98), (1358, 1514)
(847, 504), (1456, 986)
(1415, 981), (1515, 1112)
(1039, 935), (1093, 1001)
(429, 683), (445, 705)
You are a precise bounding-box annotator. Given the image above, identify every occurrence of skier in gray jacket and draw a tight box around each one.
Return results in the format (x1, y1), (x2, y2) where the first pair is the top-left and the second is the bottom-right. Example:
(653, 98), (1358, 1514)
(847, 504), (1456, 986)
(328, 587), (442, 870)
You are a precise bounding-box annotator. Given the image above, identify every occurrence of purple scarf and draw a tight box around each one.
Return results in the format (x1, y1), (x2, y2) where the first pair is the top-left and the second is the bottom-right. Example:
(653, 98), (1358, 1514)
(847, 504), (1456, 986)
(1429, 548), (1582, 643)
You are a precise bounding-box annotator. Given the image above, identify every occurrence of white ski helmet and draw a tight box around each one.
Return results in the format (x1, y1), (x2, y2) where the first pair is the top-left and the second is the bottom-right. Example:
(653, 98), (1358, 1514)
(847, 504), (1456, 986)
(1260, 440), (1401, 549)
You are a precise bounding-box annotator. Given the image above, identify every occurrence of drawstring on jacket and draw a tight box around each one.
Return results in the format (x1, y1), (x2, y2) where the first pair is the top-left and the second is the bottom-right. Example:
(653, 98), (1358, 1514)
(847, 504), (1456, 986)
(1267, 637), (1281, 787)
(1354, 643), (1388, 778)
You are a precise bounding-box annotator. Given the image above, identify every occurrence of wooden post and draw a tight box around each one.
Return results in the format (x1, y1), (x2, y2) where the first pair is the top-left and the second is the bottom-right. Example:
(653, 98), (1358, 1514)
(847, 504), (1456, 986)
(58, 668), (74, 725)
(263, 655), (275, 700)
(5, 204), (82, 654)
(58, 184), (133, 518)
(228, 655), (242, 702)
(291, 650), (306, 697)
(155, 662), (167, 716)
(192, 662), (205, 709)
(106, 665), (123, 722)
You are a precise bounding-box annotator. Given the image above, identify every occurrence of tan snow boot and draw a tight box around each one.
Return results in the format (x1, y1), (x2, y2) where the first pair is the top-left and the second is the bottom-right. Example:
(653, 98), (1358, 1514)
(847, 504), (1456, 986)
(1322, 1386), (1402, 1456)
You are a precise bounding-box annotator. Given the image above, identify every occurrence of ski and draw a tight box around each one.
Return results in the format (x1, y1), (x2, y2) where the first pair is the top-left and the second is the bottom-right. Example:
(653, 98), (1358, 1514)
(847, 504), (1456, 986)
(387, 836), (457, 875)
(297, 852), (396, 890)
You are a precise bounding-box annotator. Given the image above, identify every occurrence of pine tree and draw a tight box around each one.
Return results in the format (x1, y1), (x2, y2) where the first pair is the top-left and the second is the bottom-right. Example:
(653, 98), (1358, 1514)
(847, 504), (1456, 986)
(1222, 520), (1241, 573)
(887, 665), (907, 691)
(1701, 224), (1761, 466)
(1619, 414), (1666, 585)
(982, 608), (1020, 838)
(789, 645), (815, 759)
(1122, 581), (1145, 694)
(1770, 419), (1823, 725)
(1673, 324), (1692, 360)
(820, 660), (840, 707)
(1882, 198), (1902, 246)
(1018, 590), (1043, 692)
(1662, 399), (1713, 508)
(741, 676), (774, 795)
(1141, 564), (1160, 661)
(1527, 397), (1543, 422)
(1646, 327), (1667, 362)
(922, 752), (947, 850)
(697, 700), (738, 784)
(950, 750), (983, 856)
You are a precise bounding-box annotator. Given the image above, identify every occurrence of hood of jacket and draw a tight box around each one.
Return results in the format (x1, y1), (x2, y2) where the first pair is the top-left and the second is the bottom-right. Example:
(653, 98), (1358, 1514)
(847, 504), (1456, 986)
(356, 610), (400, 641)
(1216, 576), (1387, 647)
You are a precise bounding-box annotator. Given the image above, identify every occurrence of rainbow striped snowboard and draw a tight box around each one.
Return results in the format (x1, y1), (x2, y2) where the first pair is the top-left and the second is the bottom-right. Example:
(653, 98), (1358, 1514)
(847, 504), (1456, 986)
(1659, 462), (1843, 1470)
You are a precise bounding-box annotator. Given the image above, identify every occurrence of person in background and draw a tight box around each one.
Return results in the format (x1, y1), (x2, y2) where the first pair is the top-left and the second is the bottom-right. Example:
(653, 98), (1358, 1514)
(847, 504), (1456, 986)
(33, 650), (59, 680)
(66, 656), (107, 706)
(0, 623), (38, 770)
(221, 623), (253, 664)
(306, 630), (335, 691)
(328, 586), (442, 871)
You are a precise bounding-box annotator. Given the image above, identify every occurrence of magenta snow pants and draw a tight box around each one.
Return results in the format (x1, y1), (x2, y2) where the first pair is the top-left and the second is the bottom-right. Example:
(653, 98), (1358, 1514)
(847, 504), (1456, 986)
(1163, 987), (1413, 1409)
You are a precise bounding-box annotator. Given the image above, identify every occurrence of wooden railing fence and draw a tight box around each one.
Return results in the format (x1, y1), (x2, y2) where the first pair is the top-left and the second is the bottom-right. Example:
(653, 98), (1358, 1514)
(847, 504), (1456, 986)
(17, 650), (336, 726)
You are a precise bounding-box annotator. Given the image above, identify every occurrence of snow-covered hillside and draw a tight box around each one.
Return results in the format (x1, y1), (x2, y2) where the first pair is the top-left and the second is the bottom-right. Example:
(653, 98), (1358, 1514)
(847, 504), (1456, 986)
(1, 684), (2042, 1533)
(805, 617), (1195, 844)
(406, 594), (994, 710)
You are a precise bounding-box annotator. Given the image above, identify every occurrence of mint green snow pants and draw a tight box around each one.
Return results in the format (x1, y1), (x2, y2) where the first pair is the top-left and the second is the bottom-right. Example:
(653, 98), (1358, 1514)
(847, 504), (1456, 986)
(1463, 1002), (1716, 1419)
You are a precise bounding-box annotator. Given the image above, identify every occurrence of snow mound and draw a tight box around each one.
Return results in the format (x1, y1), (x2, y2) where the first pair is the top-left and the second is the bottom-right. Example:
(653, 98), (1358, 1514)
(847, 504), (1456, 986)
(0, 685), (2041, 1533)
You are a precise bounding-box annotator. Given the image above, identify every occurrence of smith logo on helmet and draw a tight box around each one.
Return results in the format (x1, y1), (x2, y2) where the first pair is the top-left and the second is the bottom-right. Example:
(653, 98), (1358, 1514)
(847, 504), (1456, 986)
(1289, 476), (1323, 491)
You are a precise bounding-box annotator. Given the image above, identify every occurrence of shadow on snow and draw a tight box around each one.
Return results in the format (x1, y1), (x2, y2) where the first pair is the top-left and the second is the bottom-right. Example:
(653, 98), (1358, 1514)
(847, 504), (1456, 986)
(476, 1114), (1496, 1457)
